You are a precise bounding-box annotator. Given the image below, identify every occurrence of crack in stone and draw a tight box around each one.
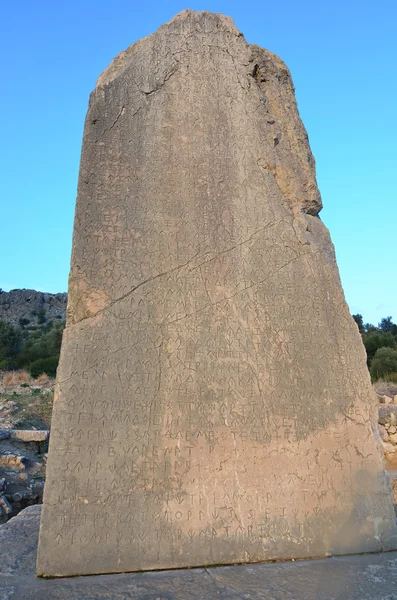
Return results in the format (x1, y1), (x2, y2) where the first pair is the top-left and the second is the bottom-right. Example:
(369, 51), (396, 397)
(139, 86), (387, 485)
(162, 251), (311, 328)
(94, 106), (125, 142)
(70, 249), (201, 328)
(187, 219), (283, 275)
(131, 62), (180, 98)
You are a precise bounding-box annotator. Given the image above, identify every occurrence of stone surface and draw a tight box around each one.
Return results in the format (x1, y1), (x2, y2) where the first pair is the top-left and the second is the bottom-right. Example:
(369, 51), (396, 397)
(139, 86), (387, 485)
(379, 406), (397, 427)
(10, 431), (49, 443)
(2, 507), (397, 599)
(380, 395), (393, 405)
(383, 442), (396, 455)
(0, 495), (12, 516)
(37, 9), (397, 577)
(0, 433), (47, 523)
(379, 423), (388, 442)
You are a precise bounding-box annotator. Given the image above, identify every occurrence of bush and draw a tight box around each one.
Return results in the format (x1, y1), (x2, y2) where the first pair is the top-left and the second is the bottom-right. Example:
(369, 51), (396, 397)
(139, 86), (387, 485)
(29, 356), (58, 379)
(37, 308), (46, 324)
(0, 321), (22, 363)
(2, 370), (30, 386)
(0, 358), (15, 371)
(370, 347), (397, 381)
(16, 321), (64, 367)
(363, 331), (397, 366)
(352, 314), (364, 333)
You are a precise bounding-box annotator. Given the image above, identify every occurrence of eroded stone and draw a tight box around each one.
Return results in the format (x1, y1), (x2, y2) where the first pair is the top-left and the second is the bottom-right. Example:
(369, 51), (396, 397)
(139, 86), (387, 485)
(37, 10), (397, 578)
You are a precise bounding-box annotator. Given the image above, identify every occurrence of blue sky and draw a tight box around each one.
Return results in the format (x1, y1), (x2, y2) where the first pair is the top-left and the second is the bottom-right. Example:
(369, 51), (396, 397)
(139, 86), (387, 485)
(1, 0), (396, 326)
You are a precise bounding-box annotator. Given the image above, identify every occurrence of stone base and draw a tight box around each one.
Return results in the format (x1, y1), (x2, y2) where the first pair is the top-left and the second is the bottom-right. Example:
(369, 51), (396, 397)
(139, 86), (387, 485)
(1, 506), (397, 599)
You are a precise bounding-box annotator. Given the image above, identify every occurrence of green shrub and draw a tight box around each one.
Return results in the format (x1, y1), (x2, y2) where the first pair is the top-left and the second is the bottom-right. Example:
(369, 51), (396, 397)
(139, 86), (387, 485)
(352, 314), (364, 333)
(363, 331), (397, 366)
(37, 308), (46, 324)
(0, 321), (22, 363)
(29, 356), (58, 378)
(370, 347), (397, 381)
(0, 358), (14, 371)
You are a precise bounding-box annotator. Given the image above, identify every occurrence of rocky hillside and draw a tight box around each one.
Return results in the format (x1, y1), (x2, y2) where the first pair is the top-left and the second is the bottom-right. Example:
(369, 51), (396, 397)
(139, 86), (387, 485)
(0, 290), (67, 327)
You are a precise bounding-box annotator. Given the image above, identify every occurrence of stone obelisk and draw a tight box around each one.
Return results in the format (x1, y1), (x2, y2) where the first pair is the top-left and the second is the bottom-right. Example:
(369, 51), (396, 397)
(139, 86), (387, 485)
(37, 10), (397, 577)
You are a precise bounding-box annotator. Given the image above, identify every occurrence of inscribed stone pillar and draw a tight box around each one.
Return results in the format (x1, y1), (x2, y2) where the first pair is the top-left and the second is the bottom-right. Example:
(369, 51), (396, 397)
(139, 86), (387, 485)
(37, 10), (397, 577)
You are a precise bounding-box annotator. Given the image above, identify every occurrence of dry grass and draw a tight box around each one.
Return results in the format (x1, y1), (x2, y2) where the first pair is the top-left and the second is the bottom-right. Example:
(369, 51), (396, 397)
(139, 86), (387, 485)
(2, 370), (31, 386)
(0, 370), (55, 429)
(373, 380), (397, 398)
(12, 390), (54, 429)
(36, 373), (49, 384)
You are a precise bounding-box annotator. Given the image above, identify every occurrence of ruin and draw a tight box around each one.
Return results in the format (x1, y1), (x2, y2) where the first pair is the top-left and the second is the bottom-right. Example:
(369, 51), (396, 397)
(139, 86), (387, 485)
(37, 10), (397, 577)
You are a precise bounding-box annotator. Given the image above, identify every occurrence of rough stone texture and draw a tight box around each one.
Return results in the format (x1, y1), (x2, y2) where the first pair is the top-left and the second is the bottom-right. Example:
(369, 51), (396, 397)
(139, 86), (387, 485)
(0, 434), (47, 523)
(2, 507), (397, 599)
(0, 289), (67, 327)
(379, 406), (397, 427)
(37, 9), (397, 577)
(10, 431), (49, 443)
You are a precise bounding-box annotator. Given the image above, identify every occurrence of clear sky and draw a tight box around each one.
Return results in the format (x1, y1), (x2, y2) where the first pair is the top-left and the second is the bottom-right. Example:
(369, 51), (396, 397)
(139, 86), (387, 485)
(1, 0), (396, 326)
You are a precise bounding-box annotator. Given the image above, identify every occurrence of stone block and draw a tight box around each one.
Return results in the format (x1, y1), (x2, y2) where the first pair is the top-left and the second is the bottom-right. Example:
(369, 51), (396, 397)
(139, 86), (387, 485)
(37, 10), (397, 577)
(383, 442), (396, 454)
(0, 494), (12, 515)
(10, 430), (49, 443)
(379, 406), (397, 427)
(380, 395), (393, 405)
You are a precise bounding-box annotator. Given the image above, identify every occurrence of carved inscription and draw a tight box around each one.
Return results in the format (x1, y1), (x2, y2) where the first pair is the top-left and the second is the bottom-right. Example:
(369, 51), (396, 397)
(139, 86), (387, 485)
(37, 10), (397, 578)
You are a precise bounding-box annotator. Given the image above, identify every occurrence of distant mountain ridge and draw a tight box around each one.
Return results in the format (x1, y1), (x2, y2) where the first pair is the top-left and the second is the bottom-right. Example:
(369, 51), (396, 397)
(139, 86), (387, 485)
(0, 289), (67, 327)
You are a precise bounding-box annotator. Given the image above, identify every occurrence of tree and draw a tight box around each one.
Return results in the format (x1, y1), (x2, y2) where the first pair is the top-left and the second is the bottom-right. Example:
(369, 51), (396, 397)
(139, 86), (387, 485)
(370, 347), (397, 381)
(37, 308), (46, 324)
(352, 314), (364, 333)
(379, 316), (394, 333)
(362, 331), (397, 366)
(0, 321), (22, 368)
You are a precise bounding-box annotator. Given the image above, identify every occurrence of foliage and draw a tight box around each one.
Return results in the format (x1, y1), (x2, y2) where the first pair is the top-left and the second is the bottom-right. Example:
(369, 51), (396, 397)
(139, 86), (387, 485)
(37, 308), (46, 324)
(370, 347), (397, 381)
(0, 319), (64, 376)
(363, 332), (396, 365)
(0, 321), (22, 369)
(352, 314), (364, 333)
(29, 356), (59, 378)
(354, 314), (397, 381)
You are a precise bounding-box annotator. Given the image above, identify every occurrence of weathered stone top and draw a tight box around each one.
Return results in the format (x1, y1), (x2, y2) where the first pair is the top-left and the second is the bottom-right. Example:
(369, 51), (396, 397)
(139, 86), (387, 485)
(70, 9), (323, 325)
(97, 11), (242, 89)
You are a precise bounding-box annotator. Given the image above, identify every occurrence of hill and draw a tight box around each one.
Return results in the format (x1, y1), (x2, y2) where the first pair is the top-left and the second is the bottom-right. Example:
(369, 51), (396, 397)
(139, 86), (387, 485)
(0, 289), (67, 327)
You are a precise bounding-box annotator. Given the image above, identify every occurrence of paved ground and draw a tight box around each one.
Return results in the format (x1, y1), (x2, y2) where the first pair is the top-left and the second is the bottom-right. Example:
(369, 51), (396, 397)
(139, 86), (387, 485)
(1, 506), (397, 599)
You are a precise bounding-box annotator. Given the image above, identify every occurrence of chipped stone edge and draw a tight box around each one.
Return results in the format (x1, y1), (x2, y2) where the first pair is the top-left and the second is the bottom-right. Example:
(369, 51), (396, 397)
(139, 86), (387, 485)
(96, 9), (243, 89)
